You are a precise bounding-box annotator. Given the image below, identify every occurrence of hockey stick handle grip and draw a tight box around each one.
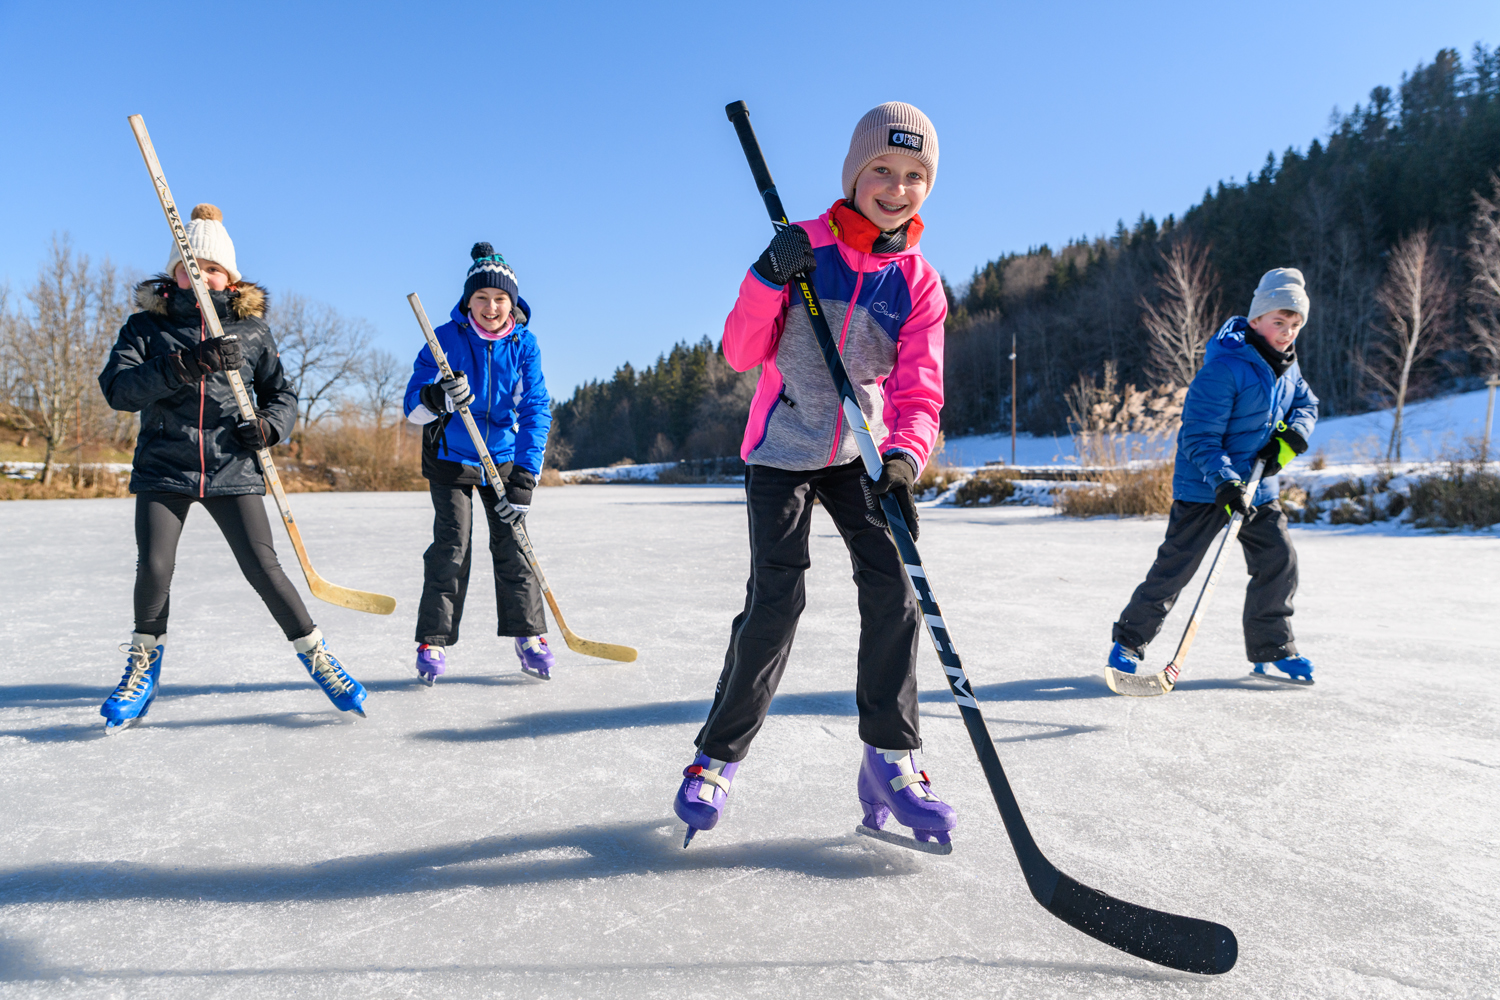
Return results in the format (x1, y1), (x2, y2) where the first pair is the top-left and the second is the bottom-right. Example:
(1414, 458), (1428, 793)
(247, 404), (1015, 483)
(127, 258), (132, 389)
(725, 101), (789, 227)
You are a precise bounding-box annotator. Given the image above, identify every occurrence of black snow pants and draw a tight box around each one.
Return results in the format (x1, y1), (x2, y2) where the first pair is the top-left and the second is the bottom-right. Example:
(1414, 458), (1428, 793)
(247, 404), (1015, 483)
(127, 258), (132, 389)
(134, 490), (315, 641)
(694, 460), (922, 763)
(1112, 499), (1299, 663)
(414, 481), (546, 646)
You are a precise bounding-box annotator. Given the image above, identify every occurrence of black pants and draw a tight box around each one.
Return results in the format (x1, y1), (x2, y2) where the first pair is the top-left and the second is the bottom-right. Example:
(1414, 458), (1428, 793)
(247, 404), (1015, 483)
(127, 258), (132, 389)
(415, 481), (546, 646)
(694, 461), (922, 762)
(1113, 499), (1299, 663)
(134, 491), (314, 641)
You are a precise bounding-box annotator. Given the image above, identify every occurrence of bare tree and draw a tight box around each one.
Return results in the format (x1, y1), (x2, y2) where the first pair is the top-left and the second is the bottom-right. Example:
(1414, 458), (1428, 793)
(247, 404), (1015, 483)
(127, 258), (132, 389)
(355, 347), (408, 440)
(0, 238), (120, 483)
(1140, 237), (1222, 388)
(1466, 171), (1500, 376)
(1368, 228), (1456, 461)
(270, 293), (370, 446)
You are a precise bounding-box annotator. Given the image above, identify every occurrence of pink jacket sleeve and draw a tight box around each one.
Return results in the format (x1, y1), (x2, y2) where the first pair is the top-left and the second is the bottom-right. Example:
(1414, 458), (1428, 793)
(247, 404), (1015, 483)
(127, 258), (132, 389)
(722, 268), (790, 372)
(879, 260), (946, 469)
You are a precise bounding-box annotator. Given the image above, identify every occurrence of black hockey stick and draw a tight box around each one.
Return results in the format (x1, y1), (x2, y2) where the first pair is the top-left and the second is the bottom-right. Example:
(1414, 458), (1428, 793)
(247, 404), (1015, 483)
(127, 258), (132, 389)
(725, 100), (1237, 976)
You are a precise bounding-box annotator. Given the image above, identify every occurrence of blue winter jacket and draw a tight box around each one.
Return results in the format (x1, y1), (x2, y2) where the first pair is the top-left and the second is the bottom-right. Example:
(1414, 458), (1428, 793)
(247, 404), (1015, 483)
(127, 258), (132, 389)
(403, 298), (552, 478)
(1173, 317), (1319, 505)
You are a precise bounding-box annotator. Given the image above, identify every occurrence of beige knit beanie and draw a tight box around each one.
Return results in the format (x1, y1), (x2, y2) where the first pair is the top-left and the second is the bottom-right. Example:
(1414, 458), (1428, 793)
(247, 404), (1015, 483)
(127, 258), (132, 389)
(1248, 267), (1310, 322)
(842, 102), (940, 200)
(166, 204), (240, 283)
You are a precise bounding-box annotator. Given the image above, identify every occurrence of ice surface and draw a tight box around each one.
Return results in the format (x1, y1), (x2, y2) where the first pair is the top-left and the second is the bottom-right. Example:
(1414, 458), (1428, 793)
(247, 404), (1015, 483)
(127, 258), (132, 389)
(1, 488), (1497, 998)
(945, 386), (1500, 467)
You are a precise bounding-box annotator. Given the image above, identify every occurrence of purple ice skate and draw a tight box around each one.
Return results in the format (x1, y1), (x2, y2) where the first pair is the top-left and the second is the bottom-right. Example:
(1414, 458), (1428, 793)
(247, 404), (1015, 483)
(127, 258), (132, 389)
(855, 744), (957, 855)
(674, 752), (740, 848)
(416, 644), (446, 686)
(515, 636), (555, 680)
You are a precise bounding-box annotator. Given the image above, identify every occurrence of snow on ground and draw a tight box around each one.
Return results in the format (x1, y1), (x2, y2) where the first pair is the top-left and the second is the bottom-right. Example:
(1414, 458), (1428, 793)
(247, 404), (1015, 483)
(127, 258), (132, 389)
(1, 488), (1496, 999)
(944, 386), (1500, 468)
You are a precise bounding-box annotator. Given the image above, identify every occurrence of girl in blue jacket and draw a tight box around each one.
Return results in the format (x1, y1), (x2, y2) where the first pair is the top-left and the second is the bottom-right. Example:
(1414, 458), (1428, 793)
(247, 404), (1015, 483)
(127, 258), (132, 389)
(1110, 268), (1319, 683)
(404, 244), (554, 681)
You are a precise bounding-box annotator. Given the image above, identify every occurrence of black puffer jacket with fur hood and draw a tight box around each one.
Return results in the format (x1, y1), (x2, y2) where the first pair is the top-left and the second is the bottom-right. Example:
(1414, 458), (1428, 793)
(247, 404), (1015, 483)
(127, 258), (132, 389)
(99, 276), (297, 497)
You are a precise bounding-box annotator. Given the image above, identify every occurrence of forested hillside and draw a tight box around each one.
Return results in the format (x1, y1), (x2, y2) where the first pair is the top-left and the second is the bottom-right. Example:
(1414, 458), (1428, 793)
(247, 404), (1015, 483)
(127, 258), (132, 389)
(546, 45), (1500, 467)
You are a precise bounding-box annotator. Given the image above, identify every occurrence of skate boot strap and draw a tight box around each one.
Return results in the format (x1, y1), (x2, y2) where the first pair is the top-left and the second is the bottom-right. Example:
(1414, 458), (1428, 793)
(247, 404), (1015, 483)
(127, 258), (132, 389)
(684, 764), (731, 793)
(889, 770), (932, 793)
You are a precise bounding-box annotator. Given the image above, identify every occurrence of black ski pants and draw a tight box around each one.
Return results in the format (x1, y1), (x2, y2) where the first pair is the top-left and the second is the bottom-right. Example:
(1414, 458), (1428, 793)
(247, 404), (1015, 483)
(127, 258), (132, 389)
(1112, 499), (1299, 663)
(694, 460), (922, 763)
(134, 490), (314, 641)
(415, 481), (546, 646)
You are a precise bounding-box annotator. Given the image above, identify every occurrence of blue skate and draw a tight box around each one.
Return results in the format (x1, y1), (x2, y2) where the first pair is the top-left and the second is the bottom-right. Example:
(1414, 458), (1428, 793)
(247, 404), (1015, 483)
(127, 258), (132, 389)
(1108, 642), (1143, 675)
(101, 634), (164, 735)
(1253, 655), (1315, 685)
(294, 629), (368, 716)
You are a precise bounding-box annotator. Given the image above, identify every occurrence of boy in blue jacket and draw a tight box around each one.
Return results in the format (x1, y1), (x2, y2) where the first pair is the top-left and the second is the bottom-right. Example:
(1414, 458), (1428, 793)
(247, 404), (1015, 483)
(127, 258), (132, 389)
(1110, 268), (1319, 683)
(404, 244), (554, 681)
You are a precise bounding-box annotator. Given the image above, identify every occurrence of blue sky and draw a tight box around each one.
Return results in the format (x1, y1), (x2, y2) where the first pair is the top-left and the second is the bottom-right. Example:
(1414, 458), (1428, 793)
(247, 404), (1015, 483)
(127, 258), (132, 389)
(1, 1), (1496, 398)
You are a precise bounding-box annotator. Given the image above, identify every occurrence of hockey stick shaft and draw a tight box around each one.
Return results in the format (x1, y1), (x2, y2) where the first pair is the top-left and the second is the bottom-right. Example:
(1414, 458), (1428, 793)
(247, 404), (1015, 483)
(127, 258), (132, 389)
(725, 100), (1235, 974)
(1161, 460), (1267, 687)
(406, 293), (636, 662)
(126, 115), (395, 616)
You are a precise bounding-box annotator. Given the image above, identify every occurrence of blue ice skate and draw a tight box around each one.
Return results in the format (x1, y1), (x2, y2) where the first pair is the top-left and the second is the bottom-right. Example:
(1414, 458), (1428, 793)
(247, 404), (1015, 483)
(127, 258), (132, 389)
(101, 634), (164, 735)
(1253, 655), (1315, 685)
(294, 629), (368, 716)
(1108, 642), (1143, 675)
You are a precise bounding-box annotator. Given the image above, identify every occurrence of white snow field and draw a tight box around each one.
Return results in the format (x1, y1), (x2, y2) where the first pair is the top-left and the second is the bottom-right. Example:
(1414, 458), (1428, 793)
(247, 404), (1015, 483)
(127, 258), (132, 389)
(1, 487), (1496, 999)
(944, 385), (1500, 467)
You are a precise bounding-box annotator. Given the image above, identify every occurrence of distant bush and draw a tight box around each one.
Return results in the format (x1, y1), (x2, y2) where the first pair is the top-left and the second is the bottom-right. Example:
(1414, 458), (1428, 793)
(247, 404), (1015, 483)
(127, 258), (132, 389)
(1055, 462), (1174, 517)
(0, 463), (130, 500)
(953, 468), (1020, 506)
(1407, 463), (1500, 528)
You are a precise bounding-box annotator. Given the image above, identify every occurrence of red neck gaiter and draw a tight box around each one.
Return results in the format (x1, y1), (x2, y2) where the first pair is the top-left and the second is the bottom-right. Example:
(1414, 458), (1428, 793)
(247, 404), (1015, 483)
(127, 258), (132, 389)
(827, 199), (924, 253)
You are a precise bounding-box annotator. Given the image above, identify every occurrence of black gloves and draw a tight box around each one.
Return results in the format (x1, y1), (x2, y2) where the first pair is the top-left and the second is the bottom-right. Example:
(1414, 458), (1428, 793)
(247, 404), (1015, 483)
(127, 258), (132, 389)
(752, 225), (817, 287)
(233, 409), (280, 452)
(869, 453), (921, 540)
(505, 467), (536, 508)
(1215, 479), (1256, 520)
(1255, 424), (1309, 477)
(169, 334), (241, 384)
(420, 370), (474, 413)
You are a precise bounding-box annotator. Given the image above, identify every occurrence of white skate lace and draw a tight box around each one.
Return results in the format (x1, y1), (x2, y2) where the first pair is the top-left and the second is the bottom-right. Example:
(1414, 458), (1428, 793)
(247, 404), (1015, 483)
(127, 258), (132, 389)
(113, 642), (158, 701)
(306, 644), (352, 696)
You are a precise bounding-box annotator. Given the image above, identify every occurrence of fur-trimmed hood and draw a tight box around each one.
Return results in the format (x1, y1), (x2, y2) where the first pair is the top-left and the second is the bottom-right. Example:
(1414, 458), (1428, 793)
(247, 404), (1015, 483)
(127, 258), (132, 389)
(134, 274), (267, 319)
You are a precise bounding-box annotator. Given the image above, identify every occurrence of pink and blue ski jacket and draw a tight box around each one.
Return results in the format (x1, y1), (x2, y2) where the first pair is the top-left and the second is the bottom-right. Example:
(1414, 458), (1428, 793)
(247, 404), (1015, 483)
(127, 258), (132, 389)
(725, 202), (946, 472)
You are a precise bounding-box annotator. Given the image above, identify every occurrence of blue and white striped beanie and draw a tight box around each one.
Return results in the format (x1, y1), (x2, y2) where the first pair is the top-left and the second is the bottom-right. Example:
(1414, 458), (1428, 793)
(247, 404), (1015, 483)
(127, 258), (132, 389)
(462, 242), (519, 312)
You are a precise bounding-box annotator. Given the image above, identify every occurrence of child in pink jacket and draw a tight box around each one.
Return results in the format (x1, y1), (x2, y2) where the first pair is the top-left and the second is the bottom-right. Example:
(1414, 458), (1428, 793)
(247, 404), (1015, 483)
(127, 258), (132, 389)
(674, 103), (957, 852)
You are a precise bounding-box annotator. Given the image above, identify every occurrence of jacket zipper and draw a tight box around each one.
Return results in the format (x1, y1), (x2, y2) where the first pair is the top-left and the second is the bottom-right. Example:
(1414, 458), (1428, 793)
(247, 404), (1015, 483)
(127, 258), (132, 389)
(826, 259), (867, 467)
(198, 314), (207, 497)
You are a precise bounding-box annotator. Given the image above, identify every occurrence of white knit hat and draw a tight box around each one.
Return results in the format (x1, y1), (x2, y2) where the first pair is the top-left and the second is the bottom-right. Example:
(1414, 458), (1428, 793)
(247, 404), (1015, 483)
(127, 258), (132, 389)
(166, 204), (240, 283)
(842, 102), (940, 200)
(1248, 268), (1310, 322)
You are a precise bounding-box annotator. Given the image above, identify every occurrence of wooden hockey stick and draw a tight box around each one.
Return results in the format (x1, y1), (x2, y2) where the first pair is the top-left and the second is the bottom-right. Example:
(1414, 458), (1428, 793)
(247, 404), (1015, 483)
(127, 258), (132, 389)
(406, 293), (637, 662)
(127, 114), (395, 616)
(1106, 459), (1267, 697)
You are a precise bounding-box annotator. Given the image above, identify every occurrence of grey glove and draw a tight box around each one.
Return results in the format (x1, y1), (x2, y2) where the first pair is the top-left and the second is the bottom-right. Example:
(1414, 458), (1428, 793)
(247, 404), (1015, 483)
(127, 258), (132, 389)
(493, 494), (526, 525)
(419, 370), (474, 413)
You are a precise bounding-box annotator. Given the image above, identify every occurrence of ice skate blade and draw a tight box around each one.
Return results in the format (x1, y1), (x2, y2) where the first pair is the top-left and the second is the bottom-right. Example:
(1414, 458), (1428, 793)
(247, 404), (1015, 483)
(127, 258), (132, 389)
(1250, 669), (1315, 686)
(520, 667), (552, 681)
(349, 707), (367, 718)
(103, 717), (142, 736)
(1106, 665), (1172, 697)
(417, 673), (435, 687)
(682, 827), (698, 849)
(855, 825), (953, 856)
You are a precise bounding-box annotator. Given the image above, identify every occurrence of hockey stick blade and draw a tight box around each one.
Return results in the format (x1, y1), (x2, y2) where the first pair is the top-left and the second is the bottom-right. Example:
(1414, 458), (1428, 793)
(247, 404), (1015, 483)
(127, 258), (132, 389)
(1105, 664), (1176, 697)
(726, 100), (1236, 975)
(127, 114), (396, 616)
(406, 293), (637, 663)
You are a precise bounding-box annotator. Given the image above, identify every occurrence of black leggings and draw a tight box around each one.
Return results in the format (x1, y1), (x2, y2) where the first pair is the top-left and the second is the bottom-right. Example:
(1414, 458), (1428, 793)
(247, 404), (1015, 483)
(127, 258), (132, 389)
(134, 491), (315, 641)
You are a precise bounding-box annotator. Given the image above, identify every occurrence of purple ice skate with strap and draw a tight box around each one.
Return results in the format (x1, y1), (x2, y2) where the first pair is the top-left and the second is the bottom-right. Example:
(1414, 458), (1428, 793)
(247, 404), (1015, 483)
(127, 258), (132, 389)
(855, 743), (957, 855)
(416, 644), (446, 686)
(515, 636), (555, 679)
(674, 752), (740, 848)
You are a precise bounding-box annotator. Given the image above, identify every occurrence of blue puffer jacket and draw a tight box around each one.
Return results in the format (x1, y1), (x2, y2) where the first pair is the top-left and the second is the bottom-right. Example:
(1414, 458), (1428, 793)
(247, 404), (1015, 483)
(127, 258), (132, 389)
(403, 298), (551, 479)
(1173, 317), (1319, 505)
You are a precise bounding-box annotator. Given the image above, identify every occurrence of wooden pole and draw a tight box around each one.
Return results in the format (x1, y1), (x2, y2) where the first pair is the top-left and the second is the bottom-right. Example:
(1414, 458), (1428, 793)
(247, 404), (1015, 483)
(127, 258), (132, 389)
(1484, 375), (1499, 464)
(1009, 334), (1017, 466)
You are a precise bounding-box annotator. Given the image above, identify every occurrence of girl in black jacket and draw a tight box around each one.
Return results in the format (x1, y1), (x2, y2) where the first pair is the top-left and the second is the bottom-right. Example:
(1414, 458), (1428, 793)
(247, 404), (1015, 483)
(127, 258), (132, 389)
(96, 204), (367, 733)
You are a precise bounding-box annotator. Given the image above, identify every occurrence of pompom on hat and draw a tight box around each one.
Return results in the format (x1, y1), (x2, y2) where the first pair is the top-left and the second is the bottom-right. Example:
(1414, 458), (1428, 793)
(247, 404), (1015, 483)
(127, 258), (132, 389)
(842, 102), (940, 200)
(165, 204), (240, 283)
(1248, 267), (1311, 322)
(462, 242), (520, 312)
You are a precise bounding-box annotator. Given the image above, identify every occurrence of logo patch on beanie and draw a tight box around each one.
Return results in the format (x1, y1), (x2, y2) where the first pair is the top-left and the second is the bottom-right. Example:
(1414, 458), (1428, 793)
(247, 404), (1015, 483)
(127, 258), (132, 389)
(888, 129), (924, 151)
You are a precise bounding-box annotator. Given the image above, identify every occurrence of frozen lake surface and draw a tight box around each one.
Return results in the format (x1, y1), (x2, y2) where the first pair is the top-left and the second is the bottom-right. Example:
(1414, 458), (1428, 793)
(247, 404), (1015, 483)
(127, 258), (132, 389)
(1, 487), (1496, 998)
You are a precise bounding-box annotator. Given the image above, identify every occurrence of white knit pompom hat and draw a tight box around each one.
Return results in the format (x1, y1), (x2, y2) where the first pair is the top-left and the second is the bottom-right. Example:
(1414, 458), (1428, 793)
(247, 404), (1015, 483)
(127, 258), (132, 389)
(166, 204), (240, 283)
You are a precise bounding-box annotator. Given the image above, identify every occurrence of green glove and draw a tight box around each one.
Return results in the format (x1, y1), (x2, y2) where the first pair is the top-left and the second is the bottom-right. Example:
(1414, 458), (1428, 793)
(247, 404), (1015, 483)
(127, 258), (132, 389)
(1255, 422), (1309, 476)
